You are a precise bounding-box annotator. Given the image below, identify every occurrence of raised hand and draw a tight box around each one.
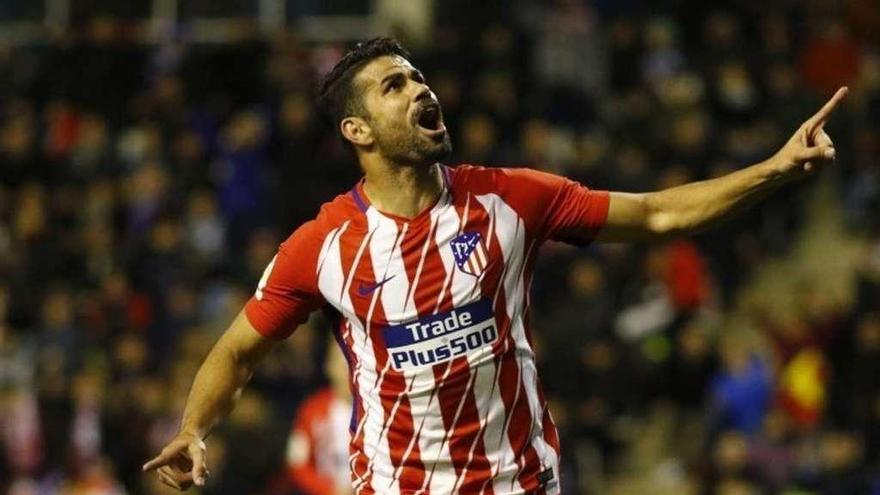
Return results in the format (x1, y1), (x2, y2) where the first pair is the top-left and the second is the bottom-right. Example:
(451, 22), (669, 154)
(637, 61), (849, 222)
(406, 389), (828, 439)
(142, 431), (209, 491)
(772, 86), (848, 177)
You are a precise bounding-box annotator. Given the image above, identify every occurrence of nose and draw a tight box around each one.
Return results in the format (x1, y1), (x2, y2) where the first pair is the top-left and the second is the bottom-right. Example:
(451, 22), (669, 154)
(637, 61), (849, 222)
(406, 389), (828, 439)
(414, 86), (434, 104)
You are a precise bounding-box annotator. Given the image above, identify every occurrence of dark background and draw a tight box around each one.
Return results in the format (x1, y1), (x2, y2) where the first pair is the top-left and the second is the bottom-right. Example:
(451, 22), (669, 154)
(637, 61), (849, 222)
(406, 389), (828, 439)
(1, 0), (879, 493)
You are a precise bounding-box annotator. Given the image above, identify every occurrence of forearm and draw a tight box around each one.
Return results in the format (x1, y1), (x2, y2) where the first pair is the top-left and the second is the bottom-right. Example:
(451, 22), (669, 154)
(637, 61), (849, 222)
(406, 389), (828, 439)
(143, 313), (282, 489)
(644, 158), (789, 236)
(178, 342), (255, 438)
(178, 312), (275, 439)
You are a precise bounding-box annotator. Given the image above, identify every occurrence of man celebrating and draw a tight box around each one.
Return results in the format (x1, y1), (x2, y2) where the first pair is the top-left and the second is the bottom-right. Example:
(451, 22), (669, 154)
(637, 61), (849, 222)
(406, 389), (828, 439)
(143, 38), (846, 494)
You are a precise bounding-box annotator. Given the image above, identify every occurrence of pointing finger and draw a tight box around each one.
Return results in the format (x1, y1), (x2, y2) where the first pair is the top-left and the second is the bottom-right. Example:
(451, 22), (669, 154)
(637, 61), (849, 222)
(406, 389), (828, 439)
(143, 447), (179, 472)
(806, 87), (848, 134)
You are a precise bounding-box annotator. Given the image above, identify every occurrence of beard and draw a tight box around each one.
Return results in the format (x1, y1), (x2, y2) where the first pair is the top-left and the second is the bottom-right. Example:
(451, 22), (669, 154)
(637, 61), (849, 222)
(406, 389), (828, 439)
(372, 117), (452, 167)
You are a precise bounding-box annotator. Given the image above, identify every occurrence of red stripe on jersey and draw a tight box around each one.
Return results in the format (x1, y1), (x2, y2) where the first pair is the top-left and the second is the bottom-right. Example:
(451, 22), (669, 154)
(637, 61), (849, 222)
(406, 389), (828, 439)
(416, 196), (472, 490)
(541, 399), (561, 459)
(522, 240), (562, 470)
(490, 262), (544, 493)
(520, 239), (539, 350)
(451, 379), (494, 493)
(351, 224), (404, 493)
(387, 217), (446, 491)
(501, 352), (543, 490)
(336, 225), (362, 303)
(406, 217), (447, 318)
(506, 241), (548, 493)
(449, 196), (496, 492)
(387, 395), (424, 490)
(338, 320), (368, 488)
(470, 199), (518, 495)
(338, 227), (375, 488)
(425, 357), (476, 484)
(356, 222), (413, 493)
(430, 194), (490, 485)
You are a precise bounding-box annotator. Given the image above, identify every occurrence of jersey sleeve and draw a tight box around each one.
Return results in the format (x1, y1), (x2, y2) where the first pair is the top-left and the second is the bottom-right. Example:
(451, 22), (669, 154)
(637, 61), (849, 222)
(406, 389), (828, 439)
(244, 221), (326, 340)
(496, 167), (610, 244)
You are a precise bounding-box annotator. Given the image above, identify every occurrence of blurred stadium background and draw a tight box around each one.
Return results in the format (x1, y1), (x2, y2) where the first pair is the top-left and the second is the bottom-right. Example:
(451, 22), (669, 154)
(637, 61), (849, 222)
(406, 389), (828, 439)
(1, 0), (879, 494)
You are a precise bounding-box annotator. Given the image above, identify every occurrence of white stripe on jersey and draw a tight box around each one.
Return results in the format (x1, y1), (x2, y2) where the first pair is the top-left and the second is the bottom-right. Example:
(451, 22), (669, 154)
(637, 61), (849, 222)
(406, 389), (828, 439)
(395, 200), (458, 485)
(450, 327), (500, 495)
(478, 194), (559, 494)
(315, 221), (378, 489)
(255, 255), (276, 301)
(429, 196), (490, 494)
(340, 228), (381, 490)
(475, 337), (517, 495)
(477, 193), (534, 494)
(317, 220), (366, 336)
(517, 238), (559, 479)
(355, 209), (409, 493)
(449, 194), (483, 308)
(409, 202), (466, 495)
(340, 228), (375, 304)
(402, 213), (438, 317)
(317, 222), (346, 275)
(389, 209), (443, 494)
(439, 365), (480, 493)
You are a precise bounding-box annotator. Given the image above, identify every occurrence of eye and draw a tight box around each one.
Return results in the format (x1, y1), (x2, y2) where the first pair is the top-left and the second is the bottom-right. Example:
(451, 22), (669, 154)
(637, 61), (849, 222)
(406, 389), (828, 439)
(384, 76), (404, 94)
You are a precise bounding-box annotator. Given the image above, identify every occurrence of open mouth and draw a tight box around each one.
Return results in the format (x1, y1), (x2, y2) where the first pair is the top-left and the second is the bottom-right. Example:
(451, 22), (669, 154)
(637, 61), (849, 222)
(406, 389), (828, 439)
(416, 103), (446, 136)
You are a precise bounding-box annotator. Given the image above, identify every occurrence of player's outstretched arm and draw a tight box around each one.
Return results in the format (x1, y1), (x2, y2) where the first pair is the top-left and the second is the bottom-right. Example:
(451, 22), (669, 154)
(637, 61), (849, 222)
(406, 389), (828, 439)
(597, 87), (848, 242)
(142, 310), (280, 491)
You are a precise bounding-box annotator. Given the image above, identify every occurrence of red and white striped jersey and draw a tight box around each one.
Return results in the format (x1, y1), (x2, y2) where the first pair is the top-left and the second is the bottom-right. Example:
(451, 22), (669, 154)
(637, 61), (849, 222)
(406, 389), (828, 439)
(245, 164), (609, 494)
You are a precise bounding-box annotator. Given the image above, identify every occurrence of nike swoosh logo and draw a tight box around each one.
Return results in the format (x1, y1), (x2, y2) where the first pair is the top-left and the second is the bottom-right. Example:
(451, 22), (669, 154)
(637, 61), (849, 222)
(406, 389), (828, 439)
(357, 275), (396, 297)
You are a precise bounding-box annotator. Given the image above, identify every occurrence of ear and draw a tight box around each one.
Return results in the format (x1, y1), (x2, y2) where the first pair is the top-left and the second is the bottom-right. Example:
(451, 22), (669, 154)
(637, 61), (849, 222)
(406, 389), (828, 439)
(340, 116), (373, 147)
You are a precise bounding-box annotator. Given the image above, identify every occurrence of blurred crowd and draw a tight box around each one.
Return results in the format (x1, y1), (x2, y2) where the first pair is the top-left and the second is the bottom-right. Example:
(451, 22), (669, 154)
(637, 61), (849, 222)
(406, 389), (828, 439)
(1, 0), (880, 494)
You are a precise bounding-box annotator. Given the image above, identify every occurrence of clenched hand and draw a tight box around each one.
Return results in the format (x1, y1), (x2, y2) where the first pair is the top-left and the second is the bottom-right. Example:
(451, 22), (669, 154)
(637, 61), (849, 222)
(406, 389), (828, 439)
(142, 431), (209, 491)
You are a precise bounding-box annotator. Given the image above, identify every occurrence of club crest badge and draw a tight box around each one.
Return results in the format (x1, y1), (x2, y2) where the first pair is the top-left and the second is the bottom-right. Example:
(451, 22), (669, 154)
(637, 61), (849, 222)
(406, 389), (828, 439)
(450, 231), (489, 277)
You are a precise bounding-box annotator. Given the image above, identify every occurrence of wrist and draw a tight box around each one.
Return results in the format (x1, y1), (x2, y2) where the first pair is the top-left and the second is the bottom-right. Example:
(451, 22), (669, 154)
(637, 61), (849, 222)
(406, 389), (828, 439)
(179, 424), (206, 440)
(761, 155), (794, 183)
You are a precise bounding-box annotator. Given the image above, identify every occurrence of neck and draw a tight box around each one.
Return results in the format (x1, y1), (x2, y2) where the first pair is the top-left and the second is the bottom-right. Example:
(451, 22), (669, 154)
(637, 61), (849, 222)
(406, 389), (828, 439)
(360, 156), (443, 219)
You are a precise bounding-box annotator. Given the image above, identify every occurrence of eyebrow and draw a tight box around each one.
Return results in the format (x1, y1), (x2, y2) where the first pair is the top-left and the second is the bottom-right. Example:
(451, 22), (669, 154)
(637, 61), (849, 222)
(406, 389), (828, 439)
(379, 71), (404, 87)
(378, 68), (424, 89)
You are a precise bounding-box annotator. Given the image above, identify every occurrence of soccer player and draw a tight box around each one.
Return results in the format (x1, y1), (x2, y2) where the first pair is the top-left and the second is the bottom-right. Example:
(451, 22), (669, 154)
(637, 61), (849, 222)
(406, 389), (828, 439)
(143, 38), (847, 494)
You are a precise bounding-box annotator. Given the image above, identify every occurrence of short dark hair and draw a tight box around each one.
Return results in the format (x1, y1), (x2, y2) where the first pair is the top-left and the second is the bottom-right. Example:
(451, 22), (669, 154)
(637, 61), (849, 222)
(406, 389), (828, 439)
(318, 37), (410, 129)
